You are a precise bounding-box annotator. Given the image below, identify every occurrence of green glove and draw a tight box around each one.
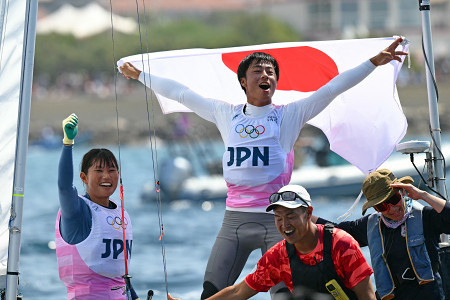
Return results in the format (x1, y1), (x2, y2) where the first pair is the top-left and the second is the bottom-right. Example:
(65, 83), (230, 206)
(62, 113), (78, 145)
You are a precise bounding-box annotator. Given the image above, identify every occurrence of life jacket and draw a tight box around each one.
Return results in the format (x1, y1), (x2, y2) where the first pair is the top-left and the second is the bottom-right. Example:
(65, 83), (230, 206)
(223, 104), (294, 208)
(367, 203), (434, 300)
(55, 196), (132, 299)
(286, 223), (357, 299)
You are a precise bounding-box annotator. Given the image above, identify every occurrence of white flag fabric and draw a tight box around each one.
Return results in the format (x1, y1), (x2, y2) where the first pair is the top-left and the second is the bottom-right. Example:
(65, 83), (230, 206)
(118, 37), (408, 174)
(0, 0), (27, 276)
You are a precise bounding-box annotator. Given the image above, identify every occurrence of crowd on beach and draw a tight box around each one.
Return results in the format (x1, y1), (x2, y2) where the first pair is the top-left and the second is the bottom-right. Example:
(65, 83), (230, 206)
(32, 57), (450, 102)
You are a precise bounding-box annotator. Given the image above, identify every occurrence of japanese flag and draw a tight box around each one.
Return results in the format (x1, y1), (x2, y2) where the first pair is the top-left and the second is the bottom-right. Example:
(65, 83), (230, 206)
(118, 37), (409, 174)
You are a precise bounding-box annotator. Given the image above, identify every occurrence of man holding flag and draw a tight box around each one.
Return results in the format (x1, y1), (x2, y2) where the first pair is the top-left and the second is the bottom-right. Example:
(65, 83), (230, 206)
(120, 37), (407, 298)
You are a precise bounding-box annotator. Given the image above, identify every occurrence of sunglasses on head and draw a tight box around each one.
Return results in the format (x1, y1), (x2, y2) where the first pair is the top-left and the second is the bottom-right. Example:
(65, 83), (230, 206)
(269, 191), (310, 207)
(374, 192), (403, 212)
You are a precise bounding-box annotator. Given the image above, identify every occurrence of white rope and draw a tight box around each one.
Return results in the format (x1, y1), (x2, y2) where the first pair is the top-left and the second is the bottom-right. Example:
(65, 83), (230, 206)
(337, 189), (363, 221)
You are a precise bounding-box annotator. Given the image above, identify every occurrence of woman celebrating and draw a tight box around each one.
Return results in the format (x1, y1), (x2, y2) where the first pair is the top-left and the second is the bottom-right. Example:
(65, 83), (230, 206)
(56, 113), (138, 299)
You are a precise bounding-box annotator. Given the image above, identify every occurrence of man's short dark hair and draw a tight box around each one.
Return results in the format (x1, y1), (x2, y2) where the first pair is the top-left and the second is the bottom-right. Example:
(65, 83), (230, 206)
(237, 52), (279, 93)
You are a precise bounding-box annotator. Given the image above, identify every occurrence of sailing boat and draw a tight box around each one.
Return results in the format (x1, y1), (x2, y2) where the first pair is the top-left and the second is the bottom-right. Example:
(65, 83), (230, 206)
(0, 0), (448, 298)
(0, 0), (38, 299)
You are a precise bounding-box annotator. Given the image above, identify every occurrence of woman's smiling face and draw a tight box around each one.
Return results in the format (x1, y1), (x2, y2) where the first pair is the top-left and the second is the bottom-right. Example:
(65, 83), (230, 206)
(81, 159), (118, 206)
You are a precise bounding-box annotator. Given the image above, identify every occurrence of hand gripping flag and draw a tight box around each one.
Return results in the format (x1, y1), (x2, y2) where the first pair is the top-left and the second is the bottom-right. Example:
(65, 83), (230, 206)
(118, 37), (409, 174)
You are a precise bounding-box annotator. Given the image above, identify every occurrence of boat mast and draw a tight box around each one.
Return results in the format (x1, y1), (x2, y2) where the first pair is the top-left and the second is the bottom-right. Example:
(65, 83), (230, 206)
(5, 0), (38, 299)
(418, 0), (449, 243)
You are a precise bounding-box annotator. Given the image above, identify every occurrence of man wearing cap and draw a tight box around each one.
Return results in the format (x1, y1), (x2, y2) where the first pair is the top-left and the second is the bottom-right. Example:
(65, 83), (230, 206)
(169, 184), (375, 300)
(122, 39), (408, 299)
(315, 168), (450, 299)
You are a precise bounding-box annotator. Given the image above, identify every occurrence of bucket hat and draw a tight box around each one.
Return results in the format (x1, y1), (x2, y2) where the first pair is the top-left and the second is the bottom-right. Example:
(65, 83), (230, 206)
(362, 168), (413, 215)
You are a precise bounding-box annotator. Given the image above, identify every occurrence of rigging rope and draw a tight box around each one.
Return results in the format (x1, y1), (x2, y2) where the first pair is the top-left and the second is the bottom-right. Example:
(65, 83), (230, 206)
(108, 1), (133, 299)
(132, 2), (170, 294)
(108, 0), (169, 298)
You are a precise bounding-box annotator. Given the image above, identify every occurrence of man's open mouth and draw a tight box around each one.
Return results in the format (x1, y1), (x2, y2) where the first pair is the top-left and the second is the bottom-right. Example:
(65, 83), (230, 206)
(259, 83), (270, 90)
(284, 229), (294, 237)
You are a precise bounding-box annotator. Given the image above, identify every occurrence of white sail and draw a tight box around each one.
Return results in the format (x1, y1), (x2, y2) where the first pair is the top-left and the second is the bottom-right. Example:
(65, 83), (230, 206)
(0, 0), (37, 297)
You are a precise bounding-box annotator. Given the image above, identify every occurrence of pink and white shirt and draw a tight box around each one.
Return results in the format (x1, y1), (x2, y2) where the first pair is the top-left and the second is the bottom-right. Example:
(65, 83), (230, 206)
(223, 104), (294, 208)
(55, 196), (132, 299)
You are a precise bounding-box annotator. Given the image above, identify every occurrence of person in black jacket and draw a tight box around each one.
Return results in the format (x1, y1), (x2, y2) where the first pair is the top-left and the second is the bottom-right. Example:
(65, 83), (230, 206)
(314, 168), (450, 299)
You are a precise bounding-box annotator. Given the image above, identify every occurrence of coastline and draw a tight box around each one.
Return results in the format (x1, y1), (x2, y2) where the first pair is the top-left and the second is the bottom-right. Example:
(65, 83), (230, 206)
(29, 82), (450, 146)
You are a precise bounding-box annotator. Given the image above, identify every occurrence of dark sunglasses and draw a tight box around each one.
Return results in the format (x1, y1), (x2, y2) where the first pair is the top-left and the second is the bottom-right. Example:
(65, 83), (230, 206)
(269, 191), (310, 207)
(374, 192), (403, 212)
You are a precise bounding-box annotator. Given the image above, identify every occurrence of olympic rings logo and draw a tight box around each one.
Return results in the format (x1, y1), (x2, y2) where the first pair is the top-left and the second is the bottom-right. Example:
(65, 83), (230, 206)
(106, 216), (128, 230)
(235, 124), (265, 139)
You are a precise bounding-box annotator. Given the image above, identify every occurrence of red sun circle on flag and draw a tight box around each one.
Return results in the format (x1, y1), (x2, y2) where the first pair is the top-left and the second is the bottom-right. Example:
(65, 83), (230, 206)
(222, 46), (339, 92)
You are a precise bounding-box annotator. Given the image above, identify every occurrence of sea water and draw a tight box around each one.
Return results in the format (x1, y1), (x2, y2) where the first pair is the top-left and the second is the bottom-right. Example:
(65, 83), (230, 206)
(16, 141), (447, 299)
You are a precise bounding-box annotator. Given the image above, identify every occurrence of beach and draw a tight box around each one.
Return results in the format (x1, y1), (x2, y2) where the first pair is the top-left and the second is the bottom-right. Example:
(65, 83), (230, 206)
(29, 82), (450, 145)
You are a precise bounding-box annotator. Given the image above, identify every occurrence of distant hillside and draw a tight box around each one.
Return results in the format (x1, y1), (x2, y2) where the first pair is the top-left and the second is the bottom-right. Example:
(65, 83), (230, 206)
(38, 0), (284, 16)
